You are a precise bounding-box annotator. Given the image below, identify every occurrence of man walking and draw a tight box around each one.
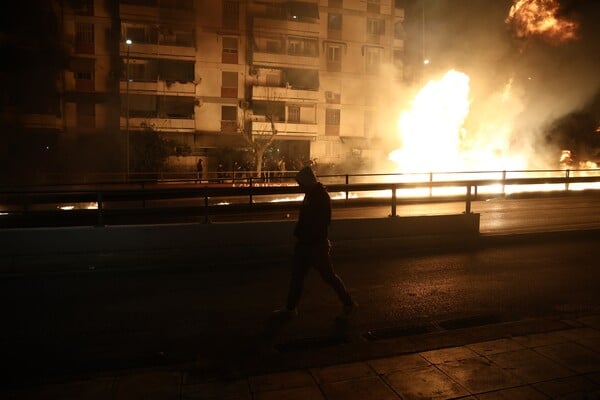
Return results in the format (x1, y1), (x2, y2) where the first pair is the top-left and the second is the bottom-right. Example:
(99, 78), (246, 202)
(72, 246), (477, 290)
(273, 166), (357, 320)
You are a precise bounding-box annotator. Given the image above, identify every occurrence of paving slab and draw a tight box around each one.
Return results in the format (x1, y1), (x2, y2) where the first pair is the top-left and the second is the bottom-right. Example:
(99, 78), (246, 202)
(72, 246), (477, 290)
(533, 375), (600, 399)
(476, 385), (549, 399)
(488, 349), (573, 384)
(420, 346), (479, 364)
(367, 354), (430, 375)
(310, 361), (375, 384)
(385, 365), (469, 399)
(436, 356), (523, 394)
(534, 342), (600, 374)
(513, 331), (573, 348)
(320, 376), (400, 400)
(466, 338), (526, 356)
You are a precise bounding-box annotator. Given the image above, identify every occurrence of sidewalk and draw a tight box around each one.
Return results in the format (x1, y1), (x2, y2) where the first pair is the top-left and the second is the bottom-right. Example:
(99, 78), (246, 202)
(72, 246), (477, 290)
(4, 313), (599, 399)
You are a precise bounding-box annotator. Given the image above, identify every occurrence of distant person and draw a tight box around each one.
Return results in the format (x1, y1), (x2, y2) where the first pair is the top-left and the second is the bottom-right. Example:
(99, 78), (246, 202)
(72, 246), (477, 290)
(196, 158), (203, 181)
(273, 166), (357, 320)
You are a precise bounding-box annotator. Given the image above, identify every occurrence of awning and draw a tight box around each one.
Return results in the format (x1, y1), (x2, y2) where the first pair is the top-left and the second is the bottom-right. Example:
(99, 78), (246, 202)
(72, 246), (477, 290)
(287, 2), (319, 19)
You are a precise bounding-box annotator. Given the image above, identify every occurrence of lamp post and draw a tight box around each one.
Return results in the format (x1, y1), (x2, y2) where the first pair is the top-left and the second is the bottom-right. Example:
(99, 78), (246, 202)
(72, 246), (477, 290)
(125, 38), (132, 179)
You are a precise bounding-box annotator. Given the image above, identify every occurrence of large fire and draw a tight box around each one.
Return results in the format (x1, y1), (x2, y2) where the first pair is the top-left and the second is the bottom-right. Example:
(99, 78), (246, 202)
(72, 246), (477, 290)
(388, 70), (527, 176)
(506, 0), (579, 43)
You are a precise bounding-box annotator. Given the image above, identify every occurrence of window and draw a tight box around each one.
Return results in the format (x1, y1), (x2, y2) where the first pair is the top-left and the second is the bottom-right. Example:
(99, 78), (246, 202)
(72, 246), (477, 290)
(393, 49), (403, 69)
(75, 71), (94, 91)
(222, 0), (239, 30)
(73, 0), (94, 16)
(77, 102), (95, 128)
(222, 37), (238, 64)
(325, 108), (340, 136)
(367, 0), (380, 13)
(72, 58), (95, 91)
(365, 47), (381, 74)
(288, 105), (300, 123)
(221, 71), (238, 98)
(367, 18), (384, 35)
(326, 44), (342, 72)
(161, 96), (194, 118)
(328, 13), (342, 30)
(126, 26), (146, 44)
(221, 105), (237, 133)
(329, 0), (342, 8)
(75, 23), (94, 54)
(394, 21), (405, 39)
(326, 108), (340, 125)
(287, 37), (318, 57)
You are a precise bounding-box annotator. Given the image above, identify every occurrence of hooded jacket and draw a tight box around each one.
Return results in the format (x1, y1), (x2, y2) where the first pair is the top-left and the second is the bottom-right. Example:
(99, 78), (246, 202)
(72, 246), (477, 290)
(294, 180), (331, 244)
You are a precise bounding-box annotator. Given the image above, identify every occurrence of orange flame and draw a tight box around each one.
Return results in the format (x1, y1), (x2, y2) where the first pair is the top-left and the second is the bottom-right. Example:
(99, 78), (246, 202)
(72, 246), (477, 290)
(506, 0), (578, 43)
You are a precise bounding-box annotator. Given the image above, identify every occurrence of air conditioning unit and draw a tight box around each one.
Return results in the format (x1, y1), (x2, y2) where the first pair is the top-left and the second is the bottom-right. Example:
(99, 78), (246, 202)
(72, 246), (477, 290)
(325, 91), (335, 101)
(239, 100), (250, 109)
(249, 66), (258, 76)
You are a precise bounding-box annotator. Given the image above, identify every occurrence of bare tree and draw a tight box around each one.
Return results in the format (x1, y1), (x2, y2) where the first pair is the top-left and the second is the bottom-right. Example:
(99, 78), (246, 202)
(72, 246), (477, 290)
(240, 113), (278, 178)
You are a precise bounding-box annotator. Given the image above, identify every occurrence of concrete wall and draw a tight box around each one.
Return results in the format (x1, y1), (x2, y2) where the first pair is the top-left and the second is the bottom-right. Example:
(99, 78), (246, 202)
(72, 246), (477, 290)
(0, 214), (480, 269)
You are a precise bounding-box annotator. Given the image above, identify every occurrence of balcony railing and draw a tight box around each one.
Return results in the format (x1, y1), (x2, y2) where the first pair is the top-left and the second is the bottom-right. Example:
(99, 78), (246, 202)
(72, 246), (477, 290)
(120, 117), (195, 132)
(251, 121), (317, 136)
(120, 80), (195, 94)
(251, 85), (319, 102)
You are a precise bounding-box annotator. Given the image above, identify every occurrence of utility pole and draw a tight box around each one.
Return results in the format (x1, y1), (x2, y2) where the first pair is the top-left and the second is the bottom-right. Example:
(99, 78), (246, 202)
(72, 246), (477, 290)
(125, 38), (132, 179)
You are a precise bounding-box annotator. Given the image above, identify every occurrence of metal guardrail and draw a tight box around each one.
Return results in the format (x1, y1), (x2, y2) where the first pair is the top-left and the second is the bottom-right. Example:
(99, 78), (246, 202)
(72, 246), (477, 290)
(1, 169), (600, 227)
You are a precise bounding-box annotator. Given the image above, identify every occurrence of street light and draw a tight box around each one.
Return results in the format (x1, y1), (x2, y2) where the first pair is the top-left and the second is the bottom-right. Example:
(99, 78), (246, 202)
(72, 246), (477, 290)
(125, 38), (132, 179)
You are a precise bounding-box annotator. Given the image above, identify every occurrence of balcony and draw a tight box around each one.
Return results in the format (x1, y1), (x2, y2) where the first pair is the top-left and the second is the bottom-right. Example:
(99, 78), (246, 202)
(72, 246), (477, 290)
(252, 86), (319, 103)
(120, 80), (196, 94)
(20, 114), (62, 131)
(120, 42), (195, 59)
(120, 117), (195, 132)
(252, 51), (320, 68)
(253, 17), (319, 35)
(251, 121), (317, 137)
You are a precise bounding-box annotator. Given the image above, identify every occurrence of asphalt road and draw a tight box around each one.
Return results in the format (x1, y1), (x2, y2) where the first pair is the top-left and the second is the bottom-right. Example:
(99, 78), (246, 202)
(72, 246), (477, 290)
(2, 232), (599, 383)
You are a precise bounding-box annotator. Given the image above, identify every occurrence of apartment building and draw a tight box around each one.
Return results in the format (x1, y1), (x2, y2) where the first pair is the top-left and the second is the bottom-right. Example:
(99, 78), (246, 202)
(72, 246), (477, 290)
(6, 0), (405, 179)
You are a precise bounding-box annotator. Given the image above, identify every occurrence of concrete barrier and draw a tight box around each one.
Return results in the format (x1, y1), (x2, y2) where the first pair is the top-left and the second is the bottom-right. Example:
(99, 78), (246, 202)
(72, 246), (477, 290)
(0, 213), (480, 269)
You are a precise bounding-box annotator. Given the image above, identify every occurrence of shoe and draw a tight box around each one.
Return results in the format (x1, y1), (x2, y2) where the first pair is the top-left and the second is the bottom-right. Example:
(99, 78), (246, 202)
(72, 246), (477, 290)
(337, 301), (358, 320)
(271, 307), (297, 319)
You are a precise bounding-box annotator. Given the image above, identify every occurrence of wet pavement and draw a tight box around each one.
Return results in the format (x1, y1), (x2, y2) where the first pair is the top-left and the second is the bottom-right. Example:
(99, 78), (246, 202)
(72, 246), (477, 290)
(3, 313), (599, 399)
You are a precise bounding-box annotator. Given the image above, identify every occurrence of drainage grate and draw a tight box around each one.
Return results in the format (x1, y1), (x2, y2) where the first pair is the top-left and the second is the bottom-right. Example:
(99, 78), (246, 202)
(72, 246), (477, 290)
(363, 325), (434, 341)
(438, 314), (502, 330)
(275, 335), (348, 353)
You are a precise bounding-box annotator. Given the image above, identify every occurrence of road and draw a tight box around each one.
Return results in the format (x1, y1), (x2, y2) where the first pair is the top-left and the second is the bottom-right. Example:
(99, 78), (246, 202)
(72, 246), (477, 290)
(2, 231), (599, 383)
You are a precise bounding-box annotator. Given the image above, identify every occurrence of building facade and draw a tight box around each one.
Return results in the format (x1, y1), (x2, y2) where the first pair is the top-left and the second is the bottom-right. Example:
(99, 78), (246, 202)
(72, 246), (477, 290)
(9, 0), (405, 180)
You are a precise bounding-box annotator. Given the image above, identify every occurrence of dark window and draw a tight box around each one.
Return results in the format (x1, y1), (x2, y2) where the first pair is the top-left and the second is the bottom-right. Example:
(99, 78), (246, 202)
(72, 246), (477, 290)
(77, 102), (95, 128)
(288, 105), (300, 122)
(71, 58), (95, 90)
(75, 23), (94, 54)
(325, 108), (340, 135)
(367, 18), (384, 35)
(72, 0), (94, 16)
(158, 59), (194, 82)
(326, 109), (340, 125)
(160, 96), (194, 118)
(326, 45), (342, 72)
(328, 13), (342, 30)
(125, 94), (157, 118)
(221, 106), (237, 121)
(394, 21), (404, 39)
(367, 0), (380, 14)
(221, 71), (238, 98)
(222, 1), (239, 30)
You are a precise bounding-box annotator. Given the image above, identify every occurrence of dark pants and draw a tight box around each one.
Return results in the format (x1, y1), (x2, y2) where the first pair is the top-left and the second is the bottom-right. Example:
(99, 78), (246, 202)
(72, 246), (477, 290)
(286, 240), (353, 310)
